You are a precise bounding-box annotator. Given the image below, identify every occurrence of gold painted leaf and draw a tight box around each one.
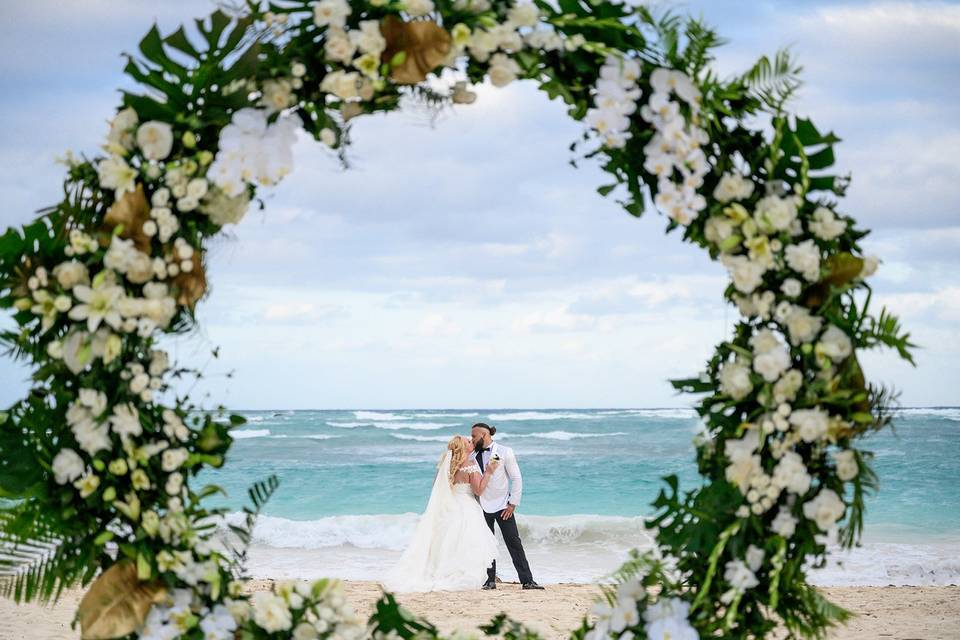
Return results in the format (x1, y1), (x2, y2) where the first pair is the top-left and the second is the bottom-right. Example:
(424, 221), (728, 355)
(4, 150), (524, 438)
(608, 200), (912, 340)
(78, 560), (167, 640)
(172, 251), (207, 308)
(103, 184), (152, 253)
(381, 16), (452, 85)
(822, 252), (864, 288)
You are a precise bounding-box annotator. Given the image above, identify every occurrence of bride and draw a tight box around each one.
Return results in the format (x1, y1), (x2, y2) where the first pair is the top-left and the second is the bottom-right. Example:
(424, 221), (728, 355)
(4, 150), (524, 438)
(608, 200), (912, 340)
(383, 435), (500, 592)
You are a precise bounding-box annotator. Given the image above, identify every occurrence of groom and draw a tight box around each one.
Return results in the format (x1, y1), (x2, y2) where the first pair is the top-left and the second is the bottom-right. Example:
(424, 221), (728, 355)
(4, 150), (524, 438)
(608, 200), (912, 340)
(471, 422), (544, 590)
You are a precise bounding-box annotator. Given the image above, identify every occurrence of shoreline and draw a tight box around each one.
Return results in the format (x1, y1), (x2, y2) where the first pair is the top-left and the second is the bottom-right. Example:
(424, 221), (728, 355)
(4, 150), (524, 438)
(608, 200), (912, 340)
(2, 581), (958, 640)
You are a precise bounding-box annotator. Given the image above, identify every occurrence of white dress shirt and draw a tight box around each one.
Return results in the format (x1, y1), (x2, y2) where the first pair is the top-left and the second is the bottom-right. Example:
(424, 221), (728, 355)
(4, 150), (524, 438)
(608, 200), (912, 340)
(476, 441), (523, 513)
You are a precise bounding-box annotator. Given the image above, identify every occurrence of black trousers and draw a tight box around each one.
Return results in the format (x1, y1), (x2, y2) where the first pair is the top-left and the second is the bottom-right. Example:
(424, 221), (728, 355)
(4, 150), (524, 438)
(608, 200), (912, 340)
(484, 509), (533, 584)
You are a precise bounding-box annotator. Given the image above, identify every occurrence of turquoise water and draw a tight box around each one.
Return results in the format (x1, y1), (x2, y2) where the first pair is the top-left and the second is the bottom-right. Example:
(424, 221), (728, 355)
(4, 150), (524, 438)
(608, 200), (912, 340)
(199, 407), (960, 540)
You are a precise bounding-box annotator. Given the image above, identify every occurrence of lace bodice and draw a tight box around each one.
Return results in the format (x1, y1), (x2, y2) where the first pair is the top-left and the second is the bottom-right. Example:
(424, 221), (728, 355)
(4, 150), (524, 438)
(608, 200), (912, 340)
(459, 462), (481, 475)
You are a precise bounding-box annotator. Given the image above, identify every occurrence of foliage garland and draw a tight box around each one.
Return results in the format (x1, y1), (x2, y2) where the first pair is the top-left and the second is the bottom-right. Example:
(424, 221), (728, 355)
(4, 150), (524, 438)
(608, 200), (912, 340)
(0, 0), (914, 639)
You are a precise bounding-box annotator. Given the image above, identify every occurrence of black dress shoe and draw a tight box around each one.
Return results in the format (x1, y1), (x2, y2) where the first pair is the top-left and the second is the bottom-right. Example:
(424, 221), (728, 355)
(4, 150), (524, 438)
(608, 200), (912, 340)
(482, 580), (497, 590)
(522, 581), (545, 590)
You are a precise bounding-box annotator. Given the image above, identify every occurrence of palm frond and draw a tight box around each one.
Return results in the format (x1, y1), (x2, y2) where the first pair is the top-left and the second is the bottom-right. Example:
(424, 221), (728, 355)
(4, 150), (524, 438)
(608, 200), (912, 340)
(0, 506), (98, 604)
(859, 306), (916, 364)
(741, 49), (803, 113)
(224, 474), (280, 579)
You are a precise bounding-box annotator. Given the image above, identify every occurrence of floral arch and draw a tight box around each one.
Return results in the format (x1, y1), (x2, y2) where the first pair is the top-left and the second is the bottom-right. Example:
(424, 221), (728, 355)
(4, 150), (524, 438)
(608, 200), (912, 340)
(0, 0), (915, 639)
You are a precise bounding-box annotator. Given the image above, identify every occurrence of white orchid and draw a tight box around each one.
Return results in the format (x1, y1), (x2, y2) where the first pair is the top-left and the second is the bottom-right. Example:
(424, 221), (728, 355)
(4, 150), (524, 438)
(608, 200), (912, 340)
(208, 108), (301, 197)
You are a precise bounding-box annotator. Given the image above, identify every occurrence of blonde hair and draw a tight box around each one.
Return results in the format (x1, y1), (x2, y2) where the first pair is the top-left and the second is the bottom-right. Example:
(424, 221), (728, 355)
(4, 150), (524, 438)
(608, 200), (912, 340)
(445, 435), (469, 485)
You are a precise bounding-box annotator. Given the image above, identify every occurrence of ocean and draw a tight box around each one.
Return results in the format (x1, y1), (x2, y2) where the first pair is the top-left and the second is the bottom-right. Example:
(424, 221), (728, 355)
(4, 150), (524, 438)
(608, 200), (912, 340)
(199, 408), (960, 587)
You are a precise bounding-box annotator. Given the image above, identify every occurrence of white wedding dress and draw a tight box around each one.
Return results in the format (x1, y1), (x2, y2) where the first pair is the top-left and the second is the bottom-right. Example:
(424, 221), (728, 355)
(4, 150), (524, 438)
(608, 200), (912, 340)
(382, 452), (499, 592)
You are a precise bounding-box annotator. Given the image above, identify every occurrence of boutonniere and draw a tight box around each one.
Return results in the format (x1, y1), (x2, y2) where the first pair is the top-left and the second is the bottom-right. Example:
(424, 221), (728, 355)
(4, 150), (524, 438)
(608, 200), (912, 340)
(491, 453), (501, 463)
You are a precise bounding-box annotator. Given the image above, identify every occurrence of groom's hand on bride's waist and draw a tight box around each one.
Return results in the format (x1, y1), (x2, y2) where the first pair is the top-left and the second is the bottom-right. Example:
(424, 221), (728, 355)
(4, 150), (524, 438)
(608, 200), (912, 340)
(501, 504), (516, 520)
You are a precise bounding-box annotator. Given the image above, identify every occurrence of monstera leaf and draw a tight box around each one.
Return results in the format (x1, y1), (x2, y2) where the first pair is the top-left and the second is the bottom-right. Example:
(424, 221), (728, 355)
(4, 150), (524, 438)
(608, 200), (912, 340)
(122, 10), (259, 129)
(772, 115), (847, 196)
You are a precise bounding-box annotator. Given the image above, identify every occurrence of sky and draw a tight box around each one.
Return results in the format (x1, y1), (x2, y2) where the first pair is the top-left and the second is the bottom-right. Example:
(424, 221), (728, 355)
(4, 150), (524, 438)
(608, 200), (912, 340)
(0, 1), (958, 409)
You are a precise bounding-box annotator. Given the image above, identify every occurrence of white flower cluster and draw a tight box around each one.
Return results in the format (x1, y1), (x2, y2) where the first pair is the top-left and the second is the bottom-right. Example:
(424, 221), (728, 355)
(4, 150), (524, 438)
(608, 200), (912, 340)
(141, 589), (238, 640)
(244, 579), (366, 639)
(208, 108), (301, 198)
(588, 576), (698, 640)
(640, 69), (708, 226)
(720, 545), (764, 604)
(643, 597), (698, 640)
(722, 401), (855, 540)
(588, 577), (643, 639)
(586, 56), (642, 149)
(322, 19), (387, 93)
(97, 107), (176, 198)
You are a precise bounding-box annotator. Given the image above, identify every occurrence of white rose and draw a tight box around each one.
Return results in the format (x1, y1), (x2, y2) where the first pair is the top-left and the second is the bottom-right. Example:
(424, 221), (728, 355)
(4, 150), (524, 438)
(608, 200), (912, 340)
(294, 622), (319, 640)
(488, 53), (520, 88)
(723, 559), (758, 593)
(136, 121), (174, 161)
(802, 488), (845, 532)
(753, 346), (790, 383)
(809, 206), (846, 241)
(719, 360), (753, 401)
(161, 447), (189, 472)
(859, 255), (879, 279)
(353, 20), (387, 55)
(319, 128), (337, 147)
(320, 70), (360, 100)
(404, 0), (435, 16)
(783, 305), (823, 346)
(78, 388), (108, 416)
(325, 29), (357, 63)
(746, 545), (765, 572)
(754, 195), (797, 233)
(704, 216), (735, 246)
(251, 592), (293, 633)
(106, 107), (138, 151)
(780, 278), (802, 298)
(186, 178), (209, 200)
(507, 2), (540, 27)
(725, 452), (761, 493)
(53, 260), (90, 290)
(785, 239), (821, 282)
(773, 369), (803, 404)
(166, 472), (184, 495)
(52, 448), (85, 485)
(712, 173), (754, 203)
(109, 403), (142, 440)
(313, 0), (351, 28)
(721, 255), (765, 294)
(260, 78), (295, 113)
(789, 407), (829, 443)
(833, 449), (859, 481)
(772, 451), (811, 495)
(771, 508), (798, 538)
(749, 328), (781, 355)
(818, 325), (852, 362)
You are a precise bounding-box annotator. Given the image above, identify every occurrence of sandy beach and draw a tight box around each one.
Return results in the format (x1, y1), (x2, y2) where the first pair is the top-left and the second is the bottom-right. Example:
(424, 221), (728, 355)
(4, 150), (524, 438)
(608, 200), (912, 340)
(1, 581), (958, 640)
